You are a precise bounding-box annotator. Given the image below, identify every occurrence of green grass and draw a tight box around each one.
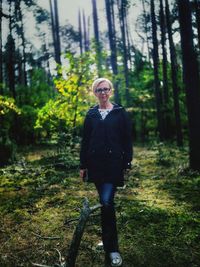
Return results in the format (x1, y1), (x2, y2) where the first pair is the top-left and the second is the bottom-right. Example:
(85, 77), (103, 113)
(0, 144), (200, 266)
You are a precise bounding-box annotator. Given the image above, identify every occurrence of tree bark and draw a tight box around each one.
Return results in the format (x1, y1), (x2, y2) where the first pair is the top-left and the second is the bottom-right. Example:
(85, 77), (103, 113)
(0, 0), (2, 94)
(87, 16), (90, 51)
(118, 0), (129, 105)
(49, 0), (57, 62)
(165, 0), (183, 146)
(53, 0), (61, 64)
(92, 0), (102, 76)
(178, 0), (200, 170)
(78, 9), (83, 55)
(82, 10), (89, 52)
(150, 0), (164, 140)
(194, 0), (200, 51)
(159, 0), (170, 140)
(142, 0), (151, 62)
(49, 0), (61, 65)
(6, 0), (16, 98)
(17, 0), (27, 86)
(124, 8), (132, 69)
(105, 0), (120, 104)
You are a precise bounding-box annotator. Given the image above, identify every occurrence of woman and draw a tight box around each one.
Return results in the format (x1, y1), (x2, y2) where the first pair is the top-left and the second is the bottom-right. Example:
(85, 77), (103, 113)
(80, 78), (133, 266)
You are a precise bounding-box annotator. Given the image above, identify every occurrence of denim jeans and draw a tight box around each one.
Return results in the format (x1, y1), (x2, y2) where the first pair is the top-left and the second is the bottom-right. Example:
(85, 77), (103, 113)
(95, 183), (119, 253)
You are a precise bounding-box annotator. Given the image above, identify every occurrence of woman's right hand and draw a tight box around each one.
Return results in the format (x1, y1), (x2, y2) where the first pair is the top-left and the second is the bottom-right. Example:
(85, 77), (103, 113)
(80, 169), (87, 181)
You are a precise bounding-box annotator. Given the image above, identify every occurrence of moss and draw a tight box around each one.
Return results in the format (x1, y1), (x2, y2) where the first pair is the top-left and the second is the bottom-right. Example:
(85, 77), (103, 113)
(0, 145), (200, 266)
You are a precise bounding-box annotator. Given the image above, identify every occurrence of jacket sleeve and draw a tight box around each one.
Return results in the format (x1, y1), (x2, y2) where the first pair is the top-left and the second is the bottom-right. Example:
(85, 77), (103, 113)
(121, 109), (133, 169)
(80, 114), (92, 169)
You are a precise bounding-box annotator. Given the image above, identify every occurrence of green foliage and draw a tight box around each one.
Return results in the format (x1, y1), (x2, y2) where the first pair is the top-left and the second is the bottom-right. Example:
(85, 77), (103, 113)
(35, 52), (96, 135)
(0, 95), (21, 116)
(9, 68), (54, 145)
(0, 139), (17, 167)
(0, 145), (200, 266)
(155, 142), (175, 167)
(0, 96), (20, 166)
(16, 68), (53, 108)
(127, 53), (156, 141)
(14, 105), (38, 144)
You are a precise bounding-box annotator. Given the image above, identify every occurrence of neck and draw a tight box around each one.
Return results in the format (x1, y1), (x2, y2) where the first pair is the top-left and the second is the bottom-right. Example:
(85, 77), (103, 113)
(99, 101), (113, 109)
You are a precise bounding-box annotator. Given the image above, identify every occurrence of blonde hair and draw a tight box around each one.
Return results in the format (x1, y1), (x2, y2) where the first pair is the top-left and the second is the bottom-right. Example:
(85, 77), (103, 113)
(92, 78), (113, 92)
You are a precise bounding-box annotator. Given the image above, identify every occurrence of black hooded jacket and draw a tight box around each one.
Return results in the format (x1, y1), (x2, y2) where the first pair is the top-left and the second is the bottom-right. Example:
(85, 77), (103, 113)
(80, 103), (133, 186)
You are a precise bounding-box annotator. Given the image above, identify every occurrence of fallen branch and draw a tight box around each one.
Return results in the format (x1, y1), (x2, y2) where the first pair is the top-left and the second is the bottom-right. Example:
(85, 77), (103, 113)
(32, 232), (60, 240)
(65, 198), (102, 267)
(64, 218), (79, 225)
(31, 262), (53, 267)
(32, 198), (101, 267)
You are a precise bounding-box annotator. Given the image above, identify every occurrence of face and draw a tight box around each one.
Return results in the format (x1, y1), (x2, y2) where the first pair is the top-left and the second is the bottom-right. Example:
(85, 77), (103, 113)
(94, 81), (112, 104)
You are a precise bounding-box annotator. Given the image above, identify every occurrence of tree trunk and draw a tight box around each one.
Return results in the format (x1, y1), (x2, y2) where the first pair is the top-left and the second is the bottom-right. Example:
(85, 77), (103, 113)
(49, 0), (57, 61)
(194, 0), (200, 51)
(49, 0), (61, 65)
(53, 0), (61, 64)
(87, 16), (90, 51)
(105, 0), (120, 104)
(0, 0), (3, 94)
(124, 9), (132, 69)
(159, 0), (169, 139)
(82, 10), (89, 52)
(150, 0), (164, 140)
(6, 35), (16, 99)
(142, 0), (151, 62)
(78, 9), (83, 55)
(118, 0), (129, 105)
(6, 1), (16, 98)
(17, 0), (27, 86)
(92, 0), (102, 76)
(165, 0), (183, 146)
(178, 0), (200, 171)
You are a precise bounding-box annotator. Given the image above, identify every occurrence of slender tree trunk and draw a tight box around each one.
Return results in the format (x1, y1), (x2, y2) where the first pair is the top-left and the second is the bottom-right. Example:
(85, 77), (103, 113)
(17, 0), (27, 86)
(105, 0), (120, 104)
(78, 9), (83, 55)
(124, 7), (132, 69)
(0, 0), (2, 94)
(150, 0), (164, 140)
(7, 1), (16, 98)
(159, 0), (170, 140)
(142, 0), (151, 62)
(49, 0), (56, 59)
(92, 0), (102, 76)
(49, 0), (61, 65)
(42, 34), (51, 85)
(87, 16), (90, 51)
(178, 0), (200, 170)
(194, 0), (200, 51)
(165, 0), (183, 146)
(118, 0), (129, 105)
(54, 0), (61, 64)
(6, 35), (15, 98)
(82, 10), (89, 52)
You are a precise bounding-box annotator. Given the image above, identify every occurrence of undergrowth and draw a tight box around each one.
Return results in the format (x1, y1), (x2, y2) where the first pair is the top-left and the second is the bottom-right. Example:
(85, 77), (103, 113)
(0, 144), (200, 267)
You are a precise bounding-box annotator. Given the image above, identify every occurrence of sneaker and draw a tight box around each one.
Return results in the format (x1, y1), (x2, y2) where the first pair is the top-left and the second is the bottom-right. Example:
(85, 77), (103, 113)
(109, 252), (123, 267)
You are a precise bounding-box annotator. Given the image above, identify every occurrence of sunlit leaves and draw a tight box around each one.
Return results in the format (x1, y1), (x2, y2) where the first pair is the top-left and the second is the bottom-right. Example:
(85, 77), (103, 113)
(0, 95), (21, 116)
(35, 51), (97, 133)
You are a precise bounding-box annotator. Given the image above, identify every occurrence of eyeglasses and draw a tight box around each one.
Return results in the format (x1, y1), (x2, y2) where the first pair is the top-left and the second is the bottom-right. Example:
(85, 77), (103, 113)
(95, 87), (111, 94)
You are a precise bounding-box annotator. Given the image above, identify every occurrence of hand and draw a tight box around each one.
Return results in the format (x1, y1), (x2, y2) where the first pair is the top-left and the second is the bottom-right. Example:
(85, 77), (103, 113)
(80, 169), (87, 181)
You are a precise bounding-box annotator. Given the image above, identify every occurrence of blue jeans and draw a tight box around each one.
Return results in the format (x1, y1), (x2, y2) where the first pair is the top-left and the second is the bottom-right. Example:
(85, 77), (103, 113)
(95, 183), (119, 253)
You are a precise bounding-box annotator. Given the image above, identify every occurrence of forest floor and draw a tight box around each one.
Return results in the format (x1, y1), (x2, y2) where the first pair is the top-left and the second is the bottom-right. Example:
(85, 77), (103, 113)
(0, 144), (200, 267)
